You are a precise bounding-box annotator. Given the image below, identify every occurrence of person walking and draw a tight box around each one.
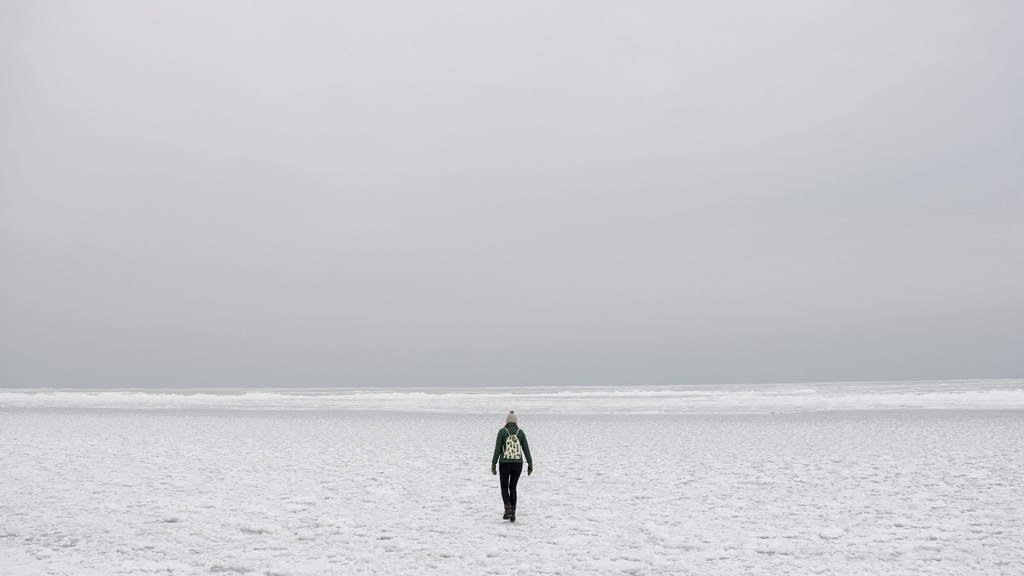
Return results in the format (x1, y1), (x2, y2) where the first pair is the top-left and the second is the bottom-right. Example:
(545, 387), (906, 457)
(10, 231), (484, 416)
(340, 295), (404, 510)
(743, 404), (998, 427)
(491, 410), (533, 522)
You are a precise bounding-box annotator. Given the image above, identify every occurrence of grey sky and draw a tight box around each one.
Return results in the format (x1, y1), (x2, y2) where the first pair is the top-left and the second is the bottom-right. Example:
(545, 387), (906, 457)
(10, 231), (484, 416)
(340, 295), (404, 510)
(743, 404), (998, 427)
(2, 1), (1022, 388)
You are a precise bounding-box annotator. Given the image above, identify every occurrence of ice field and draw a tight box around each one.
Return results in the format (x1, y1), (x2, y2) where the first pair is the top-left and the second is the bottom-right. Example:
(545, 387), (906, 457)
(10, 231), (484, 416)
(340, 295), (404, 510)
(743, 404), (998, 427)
(2, 382), (1023, 575)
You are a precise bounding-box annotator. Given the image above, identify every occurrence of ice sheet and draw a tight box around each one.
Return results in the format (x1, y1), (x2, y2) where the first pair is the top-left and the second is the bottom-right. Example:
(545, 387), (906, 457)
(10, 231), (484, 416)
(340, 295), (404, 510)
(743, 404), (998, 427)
(1, 380), (1022, 413)
(2, 408), (1022, 575)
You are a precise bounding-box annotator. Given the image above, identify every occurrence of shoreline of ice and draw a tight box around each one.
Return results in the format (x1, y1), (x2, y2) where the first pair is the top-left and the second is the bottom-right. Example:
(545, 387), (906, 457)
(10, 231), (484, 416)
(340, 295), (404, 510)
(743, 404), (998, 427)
(1, 379), (1021, 414)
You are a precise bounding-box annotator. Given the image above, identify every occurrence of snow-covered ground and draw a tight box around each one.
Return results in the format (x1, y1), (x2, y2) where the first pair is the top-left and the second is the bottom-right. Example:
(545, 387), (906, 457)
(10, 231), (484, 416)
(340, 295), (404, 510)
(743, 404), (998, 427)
(2, 383), (1023, 575)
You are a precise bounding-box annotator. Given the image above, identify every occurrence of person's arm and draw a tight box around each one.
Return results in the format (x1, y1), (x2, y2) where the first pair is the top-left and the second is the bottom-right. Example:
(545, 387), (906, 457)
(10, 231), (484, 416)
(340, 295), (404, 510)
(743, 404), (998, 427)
(492, 429), (506, 465)
(520, 431), (533, 466)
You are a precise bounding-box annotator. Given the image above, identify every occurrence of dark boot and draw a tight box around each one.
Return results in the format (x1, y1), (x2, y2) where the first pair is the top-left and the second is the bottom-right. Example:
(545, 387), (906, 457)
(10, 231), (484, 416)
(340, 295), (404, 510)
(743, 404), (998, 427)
(503, 505), (511, 520)
(509, 507), (516, 522)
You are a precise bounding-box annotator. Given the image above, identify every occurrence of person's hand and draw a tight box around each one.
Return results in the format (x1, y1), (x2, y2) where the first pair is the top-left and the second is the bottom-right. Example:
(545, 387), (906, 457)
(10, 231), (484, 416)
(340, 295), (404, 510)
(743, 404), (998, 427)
(491, 462), (497, 475)
(528, 463), (533, 476)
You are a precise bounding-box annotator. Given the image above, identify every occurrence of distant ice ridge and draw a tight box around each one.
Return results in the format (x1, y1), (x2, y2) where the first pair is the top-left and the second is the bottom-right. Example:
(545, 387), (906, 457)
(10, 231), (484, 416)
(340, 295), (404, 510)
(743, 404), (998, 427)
(1, 380), (1022, 413)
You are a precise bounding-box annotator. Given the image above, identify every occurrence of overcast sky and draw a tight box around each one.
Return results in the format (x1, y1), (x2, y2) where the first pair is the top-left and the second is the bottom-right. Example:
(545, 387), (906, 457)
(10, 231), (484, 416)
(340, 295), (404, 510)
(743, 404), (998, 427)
(2, 1), (1022, 388)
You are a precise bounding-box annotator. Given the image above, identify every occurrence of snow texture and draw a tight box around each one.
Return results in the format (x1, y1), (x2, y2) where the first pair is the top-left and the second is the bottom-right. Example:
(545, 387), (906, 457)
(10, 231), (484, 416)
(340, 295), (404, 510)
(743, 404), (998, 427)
(2, 385), (1023, 575)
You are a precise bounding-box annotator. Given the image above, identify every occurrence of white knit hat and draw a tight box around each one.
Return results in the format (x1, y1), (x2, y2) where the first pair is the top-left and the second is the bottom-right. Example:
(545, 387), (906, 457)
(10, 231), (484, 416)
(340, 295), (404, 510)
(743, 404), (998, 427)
(505, 410), (517, 424)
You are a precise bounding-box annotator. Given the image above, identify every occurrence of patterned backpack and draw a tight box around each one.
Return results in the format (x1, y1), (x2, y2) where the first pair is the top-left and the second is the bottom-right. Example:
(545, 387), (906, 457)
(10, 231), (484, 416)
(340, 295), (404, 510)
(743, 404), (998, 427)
(503, 429), (523, 460)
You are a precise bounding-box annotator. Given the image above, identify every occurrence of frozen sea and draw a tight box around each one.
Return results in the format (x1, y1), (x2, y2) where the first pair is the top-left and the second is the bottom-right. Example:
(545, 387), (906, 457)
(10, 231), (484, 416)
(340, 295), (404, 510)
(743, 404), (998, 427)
(2, 381), (1023, 575)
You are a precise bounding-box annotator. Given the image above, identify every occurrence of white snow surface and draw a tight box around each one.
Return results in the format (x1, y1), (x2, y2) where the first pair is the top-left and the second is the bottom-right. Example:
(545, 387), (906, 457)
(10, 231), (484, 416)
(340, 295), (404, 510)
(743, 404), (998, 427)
(2, 384), (1023, 575)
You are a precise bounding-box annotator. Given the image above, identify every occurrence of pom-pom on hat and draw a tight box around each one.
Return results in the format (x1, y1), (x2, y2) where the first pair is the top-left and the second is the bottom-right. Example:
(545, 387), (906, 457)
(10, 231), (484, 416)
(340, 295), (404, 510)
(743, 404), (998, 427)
(505, 410), (517, 424)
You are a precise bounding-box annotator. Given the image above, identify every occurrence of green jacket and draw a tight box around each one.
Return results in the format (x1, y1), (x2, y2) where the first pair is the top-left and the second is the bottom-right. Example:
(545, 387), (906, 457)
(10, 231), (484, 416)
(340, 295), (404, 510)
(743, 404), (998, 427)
(492, 423), (533, 465)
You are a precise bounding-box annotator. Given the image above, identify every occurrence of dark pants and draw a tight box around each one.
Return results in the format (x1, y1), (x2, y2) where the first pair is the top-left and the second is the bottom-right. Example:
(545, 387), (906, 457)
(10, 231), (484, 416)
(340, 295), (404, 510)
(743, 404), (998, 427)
(499, 462), (523, 507)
